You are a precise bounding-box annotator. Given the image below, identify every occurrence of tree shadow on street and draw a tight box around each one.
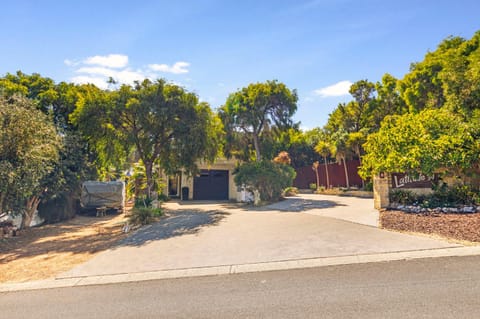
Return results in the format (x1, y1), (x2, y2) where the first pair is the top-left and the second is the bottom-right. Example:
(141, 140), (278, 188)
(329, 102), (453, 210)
(120, 209), (230, 247)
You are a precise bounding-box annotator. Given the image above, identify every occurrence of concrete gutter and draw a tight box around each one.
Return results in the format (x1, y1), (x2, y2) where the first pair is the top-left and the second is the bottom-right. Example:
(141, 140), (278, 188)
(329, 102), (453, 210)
(2, 246), (480, 293)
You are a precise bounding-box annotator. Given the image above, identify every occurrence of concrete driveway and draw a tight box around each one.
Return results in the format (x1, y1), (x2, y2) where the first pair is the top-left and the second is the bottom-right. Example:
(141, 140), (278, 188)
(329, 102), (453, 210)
(60, 194), (461, 279)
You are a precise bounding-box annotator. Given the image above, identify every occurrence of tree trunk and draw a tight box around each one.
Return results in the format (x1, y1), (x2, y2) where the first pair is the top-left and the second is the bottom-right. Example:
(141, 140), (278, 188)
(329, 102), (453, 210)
(343, 157), (350, 189)
(22, 195), (41, 229)
(252, 134), (261, 162)
(323, 156), (330, 189)
(144, 160), (154, 199)
(0, 192), (5, 217)
(356, 146), (365, 189)
(315, 168), (320, 190)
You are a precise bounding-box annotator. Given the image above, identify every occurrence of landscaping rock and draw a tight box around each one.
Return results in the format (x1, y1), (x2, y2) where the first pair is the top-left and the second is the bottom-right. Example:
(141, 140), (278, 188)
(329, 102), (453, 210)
(462, 206), (476, 214)
(381, 210), (480, 243)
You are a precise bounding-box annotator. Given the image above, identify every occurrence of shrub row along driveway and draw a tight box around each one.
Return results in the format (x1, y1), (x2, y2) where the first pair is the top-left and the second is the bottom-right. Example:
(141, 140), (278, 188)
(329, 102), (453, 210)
(60, 194), (460, 279)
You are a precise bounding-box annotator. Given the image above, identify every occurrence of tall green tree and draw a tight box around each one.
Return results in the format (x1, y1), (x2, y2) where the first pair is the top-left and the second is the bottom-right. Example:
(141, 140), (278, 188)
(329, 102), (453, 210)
(0, 95), (60, 227)
(314, 140), (333, 188)
(360, 109), (480, 178)
(0, 72), (94, 222)
(73, 79), (223, 197)
(348, 79), (375, 132)
(330, 129), (351, 188)
(398, 36), (465, 113)
(372, 73), (406, 129)
(70, 84), (124, 177)
(220, 80), (298, 162)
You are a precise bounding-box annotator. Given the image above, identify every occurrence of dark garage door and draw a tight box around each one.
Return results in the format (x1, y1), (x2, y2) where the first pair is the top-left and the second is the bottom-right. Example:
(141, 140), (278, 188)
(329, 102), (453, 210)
(193, 170), (229, 200)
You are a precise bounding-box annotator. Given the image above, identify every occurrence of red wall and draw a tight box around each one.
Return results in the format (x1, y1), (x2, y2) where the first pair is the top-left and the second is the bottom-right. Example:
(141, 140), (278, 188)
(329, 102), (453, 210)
(293, 160), (363, 189)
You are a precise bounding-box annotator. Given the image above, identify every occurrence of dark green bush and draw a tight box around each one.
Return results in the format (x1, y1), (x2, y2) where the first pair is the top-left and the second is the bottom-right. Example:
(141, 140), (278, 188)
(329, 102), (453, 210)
(363, 181), (373, 192)
(128, 207), (163, 226)
(390, 184), (479, 207)
(389, 189), (417, 205)
(234, 161), (296, 202)
(134, 196), (153, 208)
(430, 184), (478, 206)
(157, 193), (170, 202)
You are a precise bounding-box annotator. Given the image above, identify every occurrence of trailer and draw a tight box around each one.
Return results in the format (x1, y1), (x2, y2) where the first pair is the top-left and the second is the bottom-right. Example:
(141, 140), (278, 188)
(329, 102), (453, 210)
(80, 181), (125, 214)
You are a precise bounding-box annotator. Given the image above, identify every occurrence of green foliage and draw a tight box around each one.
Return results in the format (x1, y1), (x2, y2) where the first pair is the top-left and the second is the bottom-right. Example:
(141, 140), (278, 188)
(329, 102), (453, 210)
(268, 128), (319, 168)
(134, 195), (154, 209)
(314, 140), (333, 159)
(70, 84), (127, 174)
(130, 193), (164, 226)
(234, 161), (296, 202)
(283, 187), (298, 196)
(320, 32), (480, 186)
(125, 161), (165, 200)
(0, 94), (60, 215)
(72, 79), (223, 197)
(309, 183), (317, 191)
(128, 207), (163, 226)
(0, 71), (58, 115)
(363, 181), (373, 192)
(398, 32), (480, 115)
(0, 72), (96, 223)
(430, 183), (478, 207)
(360, 109), (480, 178)
(220, 80), (298, 162)
(389, 184), (479, 208)
(157, 193), (170, 202)
(389, 190), (417, 205)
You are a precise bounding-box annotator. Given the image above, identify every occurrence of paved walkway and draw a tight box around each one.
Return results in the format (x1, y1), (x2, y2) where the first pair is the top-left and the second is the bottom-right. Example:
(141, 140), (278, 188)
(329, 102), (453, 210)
(265, 193), (379, 226)
(59, 194), (460, 278)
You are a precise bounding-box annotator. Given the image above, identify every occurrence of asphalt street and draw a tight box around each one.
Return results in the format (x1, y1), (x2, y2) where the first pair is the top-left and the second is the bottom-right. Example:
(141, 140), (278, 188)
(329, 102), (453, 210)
(3, 255), (480, 318)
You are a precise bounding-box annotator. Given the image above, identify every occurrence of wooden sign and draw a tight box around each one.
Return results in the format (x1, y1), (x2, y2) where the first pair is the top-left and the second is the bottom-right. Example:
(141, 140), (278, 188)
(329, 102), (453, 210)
(391, 173), (436, 189)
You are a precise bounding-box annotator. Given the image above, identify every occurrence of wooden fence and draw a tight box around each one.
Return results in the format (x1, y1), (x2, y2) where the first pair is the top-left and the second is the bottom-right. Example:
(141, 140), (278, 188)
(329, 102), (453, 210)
(293, 160), (363, 189)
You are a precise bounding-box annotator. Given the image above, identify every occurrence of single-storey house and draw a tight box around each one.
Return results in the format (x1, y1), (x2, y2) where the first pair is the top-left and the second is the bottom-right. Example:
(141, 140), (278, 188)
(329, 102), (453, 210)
(162, 158), (249, 201)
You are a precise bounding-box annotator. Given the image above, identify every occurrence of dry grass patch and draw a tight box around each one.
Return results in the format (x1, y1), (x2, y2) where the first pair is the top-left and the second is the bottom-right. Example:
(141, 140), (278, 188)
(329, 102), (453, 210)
(0, 213), (129, 283)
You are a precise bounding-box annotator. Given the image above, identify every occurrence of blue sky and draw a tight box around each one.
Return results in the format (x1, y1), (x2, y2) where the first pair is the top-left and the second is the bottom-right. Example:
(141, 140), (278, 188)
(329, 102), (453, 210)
(1, 0), (479, 128)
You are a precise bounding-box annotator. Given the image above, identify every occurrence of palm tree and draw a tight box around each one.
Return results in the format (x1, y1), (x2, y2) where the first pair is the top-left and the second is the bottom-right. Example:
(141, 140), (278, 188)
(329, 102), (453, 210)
(314, 141), (332, 189)
(312, 161), (320, 190)
(331, 130), (350, 189)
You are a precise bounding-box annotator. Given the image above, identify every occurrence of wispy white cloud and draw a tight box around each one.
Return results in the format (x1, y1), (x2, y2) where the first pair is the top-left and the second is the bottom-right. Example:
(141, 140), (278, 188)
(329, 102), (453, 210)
(84, 54), (129, 68)
(65, 54), (191, 88)
(63, 59), (79, 66)
(148, 61), (190, 74)
(314, 80), (352, 97)
(76, 66), (116, 77)
(70, 75), (110, 89)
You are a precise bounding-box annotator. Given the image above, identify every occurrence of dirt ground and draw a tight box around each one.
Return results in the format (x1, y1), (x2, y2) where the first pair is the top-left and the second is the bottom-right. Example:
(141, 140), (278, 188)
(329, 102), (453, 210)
(0, 213), (129, 283)
(381, 210), (480, 243)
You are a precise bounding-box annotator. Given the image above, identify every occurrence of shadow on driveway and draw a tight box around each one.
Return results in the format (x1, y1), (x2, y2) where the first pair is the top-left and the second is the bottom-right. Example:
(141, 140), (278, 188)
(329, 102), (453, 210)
(257, 197), (346, 212)
(121, 209), (229, 247)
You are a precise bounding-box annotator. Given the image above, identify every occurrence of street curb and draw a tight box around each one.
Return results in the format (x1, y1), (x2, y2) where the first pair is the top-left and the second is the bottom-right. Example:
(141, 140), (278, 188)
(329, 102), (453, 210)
(2, 245), (480, 293)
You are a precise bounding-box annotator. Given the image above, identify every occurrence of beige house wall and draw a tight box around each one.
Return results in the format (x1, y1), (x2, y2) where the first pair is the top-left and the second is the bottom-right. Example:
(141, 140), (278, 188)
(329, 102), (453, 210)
(179, 158), (240, 200)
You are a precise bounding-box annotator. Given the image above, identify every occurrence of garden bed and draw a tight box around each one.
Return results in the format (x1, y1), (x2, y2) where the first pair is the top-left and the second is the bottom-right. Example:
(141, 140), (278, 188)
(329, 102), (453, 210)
(380, 210), (480, 243)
